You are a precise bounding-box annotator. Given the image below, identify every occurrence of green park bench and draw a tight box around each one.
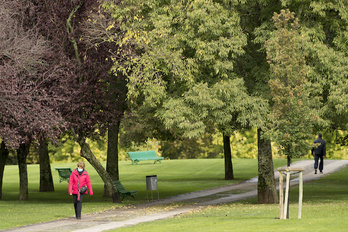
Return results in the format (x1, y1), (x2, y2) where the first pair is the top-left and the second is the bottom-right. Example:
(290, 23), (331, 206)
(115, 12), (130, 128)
(113, 180), (138, 200)
(54, 167), (72, 183)
(127, 150), (164, 165)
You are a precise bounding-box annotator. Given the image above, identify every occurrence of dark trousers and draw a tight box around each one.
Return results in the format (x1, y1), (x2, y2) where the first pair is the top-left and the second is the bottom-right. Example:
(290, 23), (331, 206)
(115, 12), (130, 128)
(314, 155), (324, 171)
(73, 194), (84, 218)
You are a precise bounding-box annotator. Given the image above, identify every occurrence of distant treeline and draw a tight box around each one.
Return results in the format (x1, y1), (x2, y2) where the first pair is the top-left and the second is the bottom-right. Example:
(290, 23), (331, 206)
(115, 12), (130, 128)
(5, 129), (347, 165)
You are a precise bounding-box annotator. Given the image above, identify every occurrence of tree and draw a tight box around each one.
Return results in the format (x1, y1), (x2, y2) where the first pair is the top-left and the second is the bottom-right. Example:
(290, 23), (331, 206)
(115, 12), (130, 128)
(104, 74), (127, 196)
(262, 1), (348, 161)
(162, 80), (267, 179)
(254, 0), (348, 140)
(297, 0), (348, 131)
(80, 3), (129, 195)
(257, 128), (277, 203)
(237, 0), (347, 204)
(17, 143), (30, 200)
(0, 141), (9, 199)
(39, 139), (54, 192)
(234, 0), (283, 204)
(30, 0), (126, 202)
(0, 1), (67, 147)
(265, 9), (316, 164)
(0, 0), (125, 202)
(0, 0), (70, 200)
(104, 0), (268, 179)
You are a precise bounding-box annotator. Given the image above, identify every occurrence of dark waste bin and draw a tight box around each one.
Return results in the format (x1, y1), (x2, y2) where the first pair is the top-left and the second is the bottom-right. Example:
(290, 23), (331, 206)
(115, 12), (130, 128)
(146, 175), (158, 191)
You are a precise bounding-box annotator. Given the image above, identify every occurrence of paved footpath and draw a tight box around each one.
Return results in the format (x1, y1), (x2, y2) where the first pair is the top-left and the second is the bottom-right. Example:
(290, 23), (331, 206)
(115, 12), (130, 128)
(4, 160), (348, 232)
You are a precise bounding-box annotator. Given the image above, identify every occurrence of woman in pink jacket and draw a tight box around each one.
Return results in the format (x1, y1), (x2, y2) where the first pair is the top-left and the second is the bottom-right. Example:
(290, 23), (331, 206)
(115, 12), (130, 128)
(68, 161), (93, 219)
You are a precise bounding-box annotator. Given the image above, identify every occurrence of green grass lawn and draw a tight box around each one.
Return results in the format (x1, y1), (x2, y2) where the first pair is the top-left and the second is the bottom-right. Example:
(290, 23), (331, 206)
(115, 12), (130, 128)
(1, 158), (286, 230)
(0, 158), (317, 230)
(111, 164), (348, 232)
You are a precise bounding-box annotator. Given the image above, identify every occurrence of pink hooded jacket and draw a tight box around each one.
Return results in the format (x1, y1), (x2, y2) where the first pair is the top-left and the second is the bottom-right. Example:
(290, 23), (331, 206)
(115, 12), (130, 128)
(68, 169), (93, 195)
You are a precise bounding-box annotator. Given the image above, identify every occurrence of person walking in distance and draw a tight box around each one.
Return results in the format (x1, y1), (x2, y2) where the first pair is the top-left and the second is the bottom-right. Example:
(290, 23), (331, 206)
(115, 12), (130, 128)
(69, 161), (93, 219)
(311, 133), (326, 174)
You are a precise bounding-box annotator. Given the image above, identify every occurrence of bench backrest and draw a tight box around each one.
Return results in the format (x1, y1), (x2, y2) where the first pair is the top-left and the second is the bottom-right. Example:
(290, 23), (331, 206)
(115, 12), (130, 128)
(113, 180), (126, 192)
(55, 167), (72, 178)
(127, 150), (158, 159)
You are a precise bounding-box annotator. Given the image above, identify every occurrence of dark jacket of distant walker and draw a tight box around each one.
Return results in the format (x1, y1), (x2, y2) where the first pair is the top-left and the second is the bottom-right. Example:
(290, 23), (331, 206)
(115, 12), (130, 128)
(311, 137), (326, 156)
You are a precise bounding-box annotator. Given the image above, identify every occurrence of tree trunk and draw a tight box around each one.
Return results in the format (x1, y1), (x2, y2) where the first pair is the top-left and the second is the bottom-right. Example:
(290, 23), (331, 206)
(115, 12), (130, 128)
(39, 139), (54, 192)
(104, 120), (120, 197)
(103, 74), (127, 197)
(287, 154), (291, 167)
(17, 143), (30, 201)
(0, 141), (9, 199)
(76, 136), (121, 203)
(257, 128), (278, 204)
(223, 133), (234, 180)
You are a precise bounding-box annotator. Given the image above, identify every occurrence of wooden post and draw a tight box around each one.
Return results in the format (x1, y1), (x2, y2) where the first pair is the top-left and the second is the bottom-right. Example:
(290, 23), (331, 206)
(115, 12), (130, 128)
(283, 171), (291, 219)
(277, 167), (305, 220)
(279, 171), (284, 219)
(298, 171), (303, 219)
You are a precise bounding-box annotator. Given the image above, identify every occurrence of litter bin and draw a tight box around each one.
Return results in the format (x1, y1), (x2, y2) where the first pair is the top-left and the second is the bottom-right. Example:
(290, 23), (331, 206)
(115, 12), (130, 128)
(146, 175), (158, 190)
(146, 175), (159, 200)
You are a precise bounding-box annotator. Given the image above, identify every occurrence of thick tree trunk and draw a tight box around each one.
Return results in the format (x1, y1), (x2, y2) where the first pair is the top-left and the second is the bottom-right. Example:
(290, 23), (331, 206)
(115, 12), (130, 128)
(0, 141), (9, 199)
(76, 136), (121, 203)
(103, 74), (127, 197)
(257, 128), (278, 204)
(104, 120), (120, 197)
(17, 143), (30, 201)
(223, 133), (234, 180)
(39, 139), (54, 192)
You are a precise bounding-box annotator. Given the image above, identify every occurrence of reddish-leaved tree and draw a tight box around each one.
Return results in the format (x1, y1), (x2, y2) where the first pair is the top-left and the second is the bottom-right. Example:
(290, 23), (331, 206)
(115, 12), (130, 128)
(0, 0), (74, 200)
(31, 0), (128, 202)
